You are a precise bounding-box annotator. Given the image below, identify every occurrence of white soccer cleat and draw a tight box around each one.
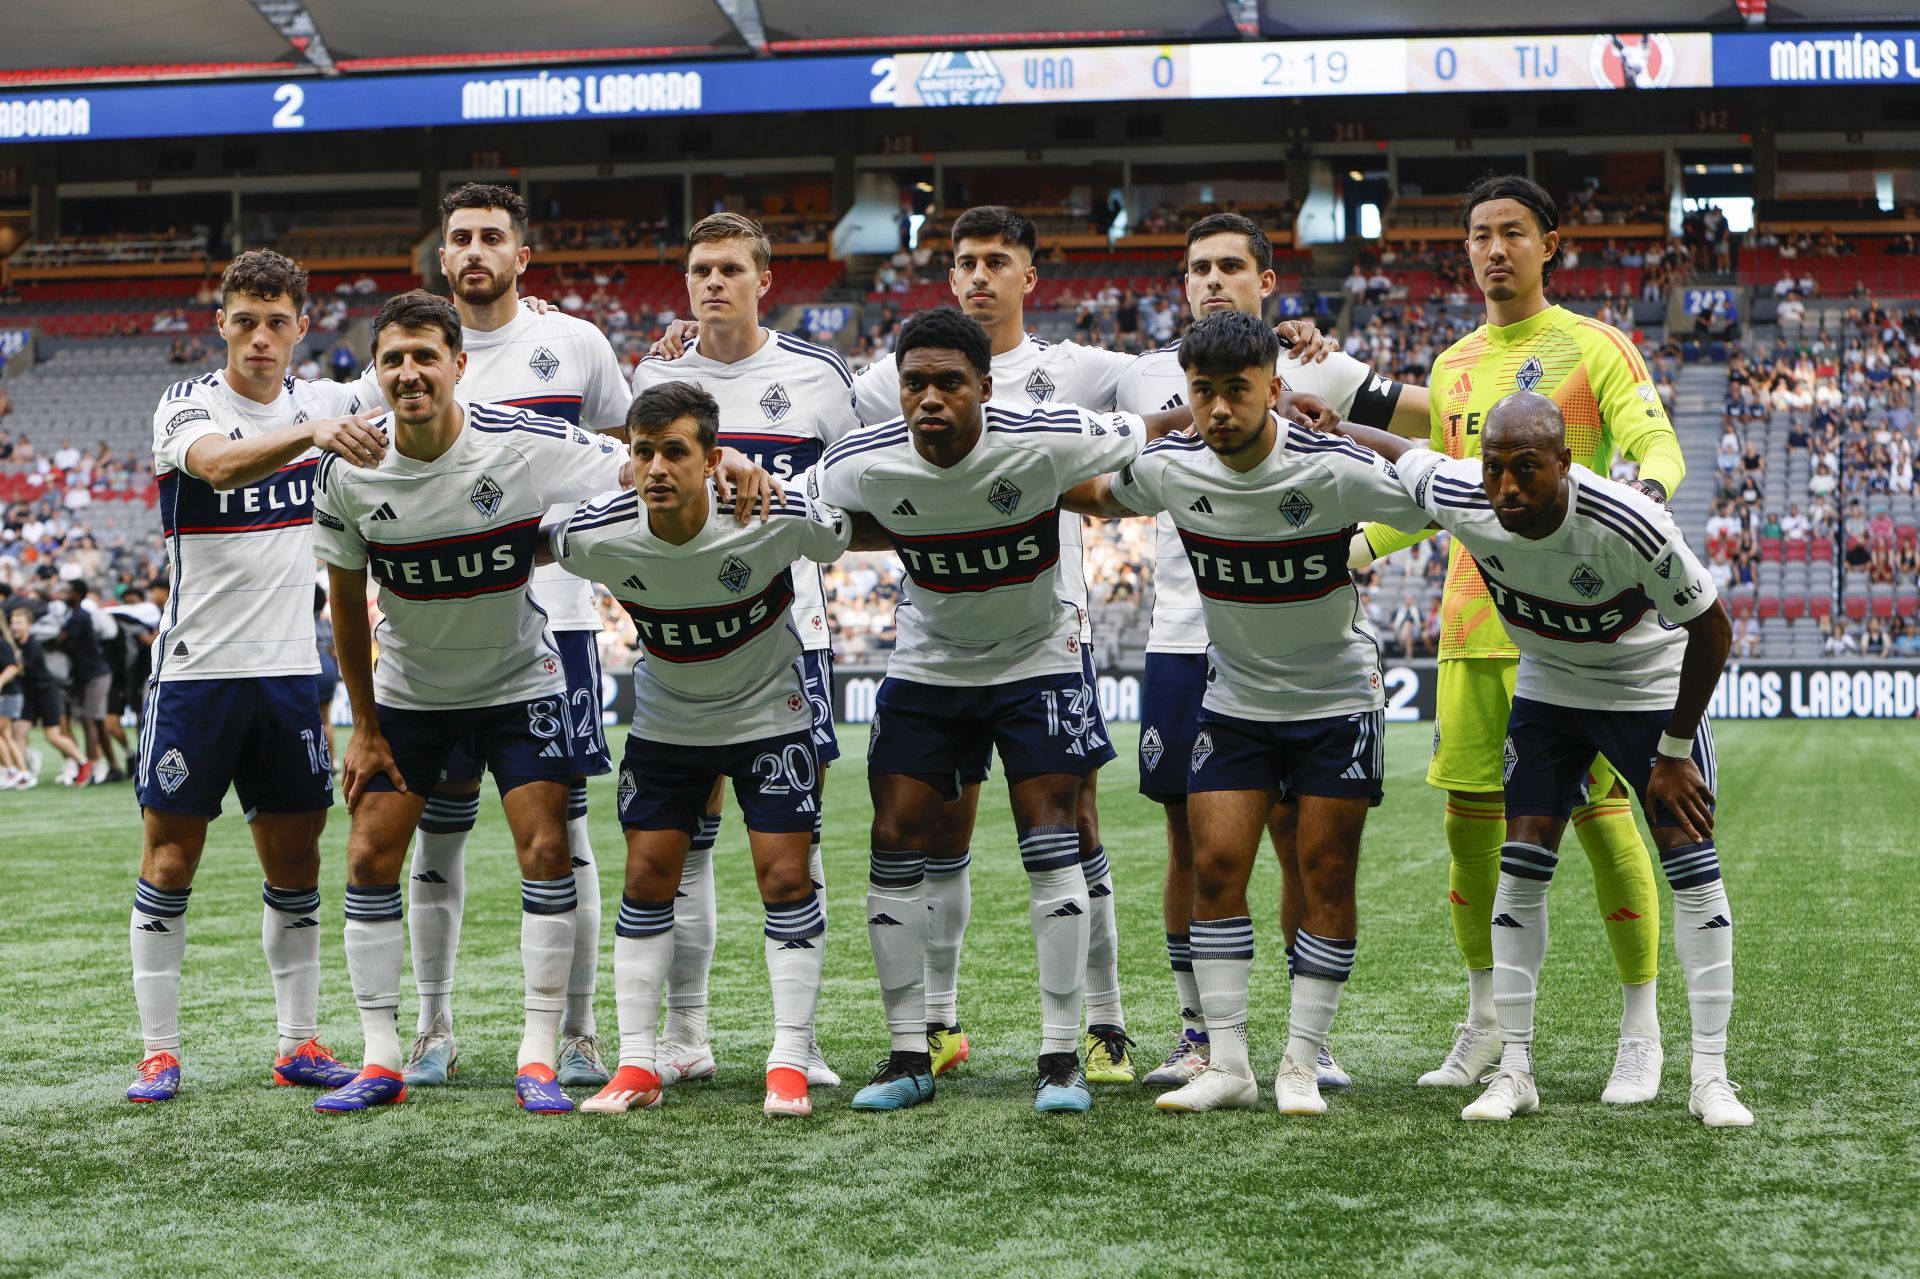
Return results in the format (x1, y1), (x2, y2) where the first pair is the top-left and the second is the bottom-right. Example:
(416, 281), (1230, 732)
(1688, 1075), (1754, 1128)
(1461, 1068), (1540, 1121)
(1418, 1022), (1503, 1086)
(1601, 1035), (1664, 1105)
(655, 1039), (717, 1086)
(804, 1038), (840, 1088)
(1141, 1029), (1210, 1087)
(1153, 1065), (1258, 1113)
(1274, 1053), (1328, 1115)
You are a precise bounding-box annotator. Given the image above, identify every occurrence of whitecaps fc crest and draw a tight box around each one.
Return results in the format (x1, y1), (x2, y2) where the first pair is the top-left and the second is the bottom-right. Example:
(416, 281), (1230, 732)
(1515, 355), (1544, 392)
(469, 475), (504, 519)
(1140, 726), (1165, 772)
(156, 748), (190, 795)
(1190, 729), (1215, 773)
(529, 346), (560, 382)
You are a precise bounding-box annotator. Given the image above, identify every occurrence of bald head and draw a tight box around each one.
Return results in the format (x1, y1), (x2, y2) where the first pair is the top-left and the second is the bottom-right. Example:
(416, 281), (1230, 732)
(1482, 391), (1567, 451)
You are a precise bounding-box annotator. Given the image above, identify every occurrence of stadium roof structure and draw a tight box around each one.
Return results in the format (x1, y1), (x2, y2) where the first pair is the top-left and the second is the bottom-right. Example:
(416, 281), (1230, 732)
(1, 0), (1917, 84)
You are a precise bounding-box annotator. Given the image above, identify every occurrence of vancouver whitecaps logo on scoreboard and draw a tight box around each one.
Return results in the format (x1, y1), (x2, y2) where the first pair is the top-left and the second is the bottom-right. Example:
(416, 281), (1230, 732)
(1589, 34), (1677, 90)
(915, 51), (1006, 106)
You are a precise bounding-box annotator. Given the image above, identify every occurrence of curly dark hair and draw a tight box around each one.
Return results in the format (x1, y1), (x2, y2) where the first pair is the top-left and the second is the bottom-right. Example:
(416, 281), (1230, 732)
(440, 181), (529, 243)
(220, 249), (308, 312)
(371, 289), (463, 360)
(895, 307), (992, 377)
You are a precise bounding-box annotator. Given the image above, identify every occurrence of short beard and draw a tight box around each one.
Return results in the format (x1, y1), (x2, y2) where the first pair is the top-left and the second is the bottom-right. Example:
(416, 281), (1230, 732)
(451, 269), (511, 306)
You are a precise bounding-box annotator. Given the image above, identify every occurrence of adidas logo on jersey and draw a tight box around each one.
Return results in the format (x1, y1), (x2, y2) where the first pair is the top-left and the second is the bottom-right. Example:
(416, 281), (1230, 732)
(622, 574), (646, 591)
(891, 499), (919, 517)
(1160, 393), (1185, 411)
(1088, 882), (1112, 900)
(1491, 913), (1524, 928)
(369, 503), (398, 522)
(1188, 496), (1214, 514)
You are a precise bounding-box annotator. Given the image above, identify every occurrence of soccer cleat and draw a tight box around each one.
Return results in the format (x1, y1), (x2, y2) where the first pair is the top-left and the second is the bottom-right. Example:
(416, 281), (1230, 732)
(804, 1038), (840, 1088)
(1461, 1068), (1540, 1121)
(1316, 1045), (1352, 1089)
(1142, 1029), (1210, 1086)
(1033, 1052), (1092, 1114)
(127, 1051), (182, 1103)
(764, 1066), (812, 1118)
(851, 1052), (935, 1111)
(927, 1025), (970, 1076)
(1082, 1024), (1136, 1084)
(556, 1034), (611, 1088)
(655, 1039), (717, 1086)
(402, 1020), (458, 1086)
(1688, 1075), (1754, 1128)
(1274, 1053), (1328, 1115)
(514, 1063), (574, 1114)
(1417, 1022), (1502, 1086)
(1154, 1065), (1257, 1113)
(74, 760), (94, 787)
(1601, 1035), (1664, 1105)
(313, 1066), (407, 1113)
(273, 1038), (358, 1088)
(581, 1065), (663, 1113)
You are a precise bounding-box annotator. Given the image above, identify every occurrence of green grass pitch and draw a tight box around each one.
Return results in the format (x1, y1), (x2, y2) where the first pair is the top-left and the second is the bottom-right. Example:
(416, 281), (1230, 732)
(2, 720), (1916, 1277)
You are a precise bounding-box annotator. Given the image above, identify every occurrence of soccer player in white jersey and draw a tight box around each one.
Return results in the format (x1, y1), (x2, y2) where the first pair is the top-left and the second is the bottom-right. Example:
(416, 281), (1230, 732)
(1329, 392), (1750, 1128)
(310, 291), (635, 1114)
(128, 250), (388, 1103)
(814, 308), (1151, 1114)
(1068, 311), (1430, 1114)
(350, 185), (633, 1090)
(542, 382), (852, 1117)
(628, 213), (859, 1090)
(1115, 212), (1431, 1091)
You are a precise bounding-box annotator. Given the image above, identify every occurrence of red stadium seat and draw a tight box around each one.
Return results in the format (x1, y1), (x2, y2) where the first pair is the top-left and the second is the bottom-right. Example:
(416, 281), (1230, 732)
(1782, 594), (1806, 619)
(1810, 594), (1832, 619)
(1757, 594), (1781, 618)
(1759, 537), (1782, 562)
(1845, 595), (1868, 621)
(1783, 538), (1808, 563)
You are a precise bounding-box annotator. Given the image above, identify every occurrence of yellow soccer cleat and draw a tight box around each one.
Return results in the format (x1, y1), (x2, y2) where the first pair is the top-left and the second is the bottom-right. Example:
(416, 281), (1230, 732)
(927, 1025), (970, 1076)
(1082, 1024), (1136, 1084)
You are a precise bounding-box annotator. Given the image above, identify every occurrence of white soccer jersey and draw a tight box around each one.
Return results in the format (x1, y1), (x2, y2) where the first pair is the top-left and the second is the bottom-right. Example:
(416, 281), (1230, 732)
(552, 481), (851, 746)
(354, 307), (630, 631)
(631, 330), (860, 652)
(151, 370), (366, 682)
(1112, 422), (1429, 721)
(1395, 452), (1718, 711)
(1116, 342), (1399, 654)
(854, 333), (1132, 636)
(311, 401), (626, 711)
(814, 402), (1143, 687)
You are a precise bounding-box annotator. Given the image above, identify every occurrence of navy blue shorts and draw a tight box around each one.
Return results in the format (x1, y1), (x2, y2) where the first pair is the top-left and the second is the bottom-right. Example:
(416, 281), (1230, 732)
(439, 629), (608, 785)
(1139, 652), (1207, 804)
(1503, 696), (1719, 827)
(1187, 707), (1385, 802)
(617, 727), (819, 837)
(799, 649), (841, 766)
(363, 696), (576, 797)
(867, 671), (1104, 799)
(136, 675), (333, 818)
(1078, 643), (1119, 770)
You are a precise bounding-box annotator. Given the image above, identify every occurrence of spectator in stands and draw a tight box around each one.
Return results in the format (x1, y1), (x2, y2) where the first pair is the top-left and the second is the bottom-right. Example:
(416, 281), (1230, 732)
(1778, 292), (1807, 327)
(1733, 613), (1761, 659)
(1345, 265), (1368, 300)
(1389, 592), (1423, 658)
(1774, 271), (1797, 299)
(1891, 615), (1920, 656)
(1782, 504), (1811, 541)
(0, 429), (11, 459)
(1810, 461), (1838, 499)
(1860, 616), (1891, 658)
(1366, 268), (1393, 302)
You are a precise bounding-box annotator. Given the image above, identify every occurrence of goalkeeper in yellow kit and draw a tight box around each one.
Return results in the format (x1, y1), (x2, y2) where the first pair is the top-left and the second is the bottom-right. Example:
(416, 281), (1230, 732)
(1351, 175), (1686, 1102)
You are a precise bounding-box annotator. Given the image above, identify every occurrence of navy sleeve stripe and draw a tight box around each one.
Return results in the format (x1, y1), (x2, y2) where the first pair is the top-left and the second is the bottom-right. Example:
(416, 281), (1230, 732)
(1578, 487), (1664, 544)
(822, 425), (908, 468)
(774, 334), (855, 388)
(1574, 499), (1660, 561)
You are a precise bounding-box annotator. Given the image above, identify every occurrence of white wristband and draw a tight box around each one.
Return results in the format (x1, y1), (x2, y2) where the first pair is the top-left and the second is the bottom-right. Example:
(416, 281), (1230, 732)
(1656, 732), (1694, 760)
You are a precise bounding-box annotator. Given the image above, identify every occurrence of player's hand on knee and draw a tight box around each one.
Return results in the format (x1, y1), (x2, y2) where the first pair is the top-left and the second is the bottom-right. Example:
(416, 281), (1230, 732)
(1275, 319), (1334, 363)
(342, 729), (405, 813)
(649, 319), (700, 360)
(311, 413), (387, 468)
(1648, 757), (1714, 843)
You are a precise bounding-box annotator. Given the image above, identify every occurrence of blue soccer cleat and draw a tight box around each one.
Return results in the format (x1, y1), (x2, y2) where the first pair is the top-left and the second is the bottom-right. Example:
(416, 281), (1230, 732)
(1317, 1045), (1353, 1090)
(402, 1020), (458, 1087)
(127, 1051), (182, 1103)
(555, 1034), (611, 1088)
(1034, 1053), (1093, 1114)
(273, 1038), (358, 1089)
(515, 1064), (575, 1114)
(850, 1052), (935, 1112)
(313, 1066), (407, 1113)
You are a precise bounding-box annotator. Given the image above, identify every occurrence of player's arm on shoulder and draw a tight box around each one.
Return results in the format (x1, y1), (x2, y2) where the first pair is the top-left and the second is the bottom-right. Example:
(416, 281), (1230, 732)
(535, 503), (579, 567)
(1350, 447), (1447, 567)
(1335, 446), (1433, 534)
(1072, 342), (1135, 408)
(852, 359), (898, 426)
(173, 396), (385, 490)
(794, 489), (856, 562)
(1056, 407), (1148, 486)
(1069, 447), (1164, 519)
(529, 422), (629, 507)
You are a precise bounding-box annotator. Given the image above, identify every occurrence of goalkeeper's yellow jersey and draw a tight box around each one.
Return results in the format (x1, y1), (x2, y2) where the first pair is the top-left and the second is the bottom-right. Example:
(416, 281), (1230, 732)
(1369, 303), (1686, 660)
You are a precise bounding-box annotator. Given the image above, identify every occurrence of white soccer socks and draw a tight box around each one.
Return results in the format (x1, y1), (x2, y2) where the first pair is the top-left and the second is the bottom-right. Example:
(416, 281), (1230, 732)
(1661, 842), (1735, 1078)
(614, 898), (674, 1071)
(1287, 931), (1356, 1066)
(130, 878), (191, 1055)
(663, 816), (720, 1047)
(343, 883), (405, 1072)
(261, 882), (322, 1056)
(517, 875), (578, 1070)
(1166, 932), (1205, 1034)
(764, 890), (827, 1073)
(868, 847), (929, 1051)
(1023, 827), (1089, 1056)
(563, 781), (601, 1039)
(1490, 842), (1556, 1075)
(409, 791), (476, 1034)
(1189, 917), (1253, 1077)
(923, 849), (971, 1030)
(1080, 842), (1125, 1031)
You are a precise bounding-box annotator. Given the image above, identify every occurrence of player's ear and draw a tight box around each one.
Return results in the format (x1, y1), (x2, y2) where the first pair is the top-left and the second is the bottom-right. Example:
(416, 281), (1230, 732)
(296, 313), (310, 341)
(1259, 268), (1278, 299)
(757, 270), (772, 300)
(514, 243), (531, 277)
(704, 445), (724, 475)
(1267, 374), (1284, 408)
(453, 350), (467, 382)
(979, 371), (992, 404)
(1541, 228), (1559, 265)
